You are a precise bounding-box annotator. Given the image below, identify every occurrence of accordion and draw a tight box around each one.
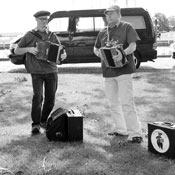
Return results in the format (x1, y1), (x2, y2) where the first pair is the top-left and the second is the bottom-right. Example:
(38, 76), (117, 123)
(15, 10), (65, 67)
(36, 41), (64, 64)
(99, 45), (128, 68)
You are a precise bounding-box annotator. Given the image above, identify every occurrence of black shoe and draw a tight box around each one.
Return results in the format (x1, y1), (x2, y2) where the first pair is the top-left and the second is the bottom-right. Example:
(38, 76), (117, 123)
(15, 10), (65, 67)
(40, 122), (47, 130)
(128, 136), (143, 143)
(31, 125), (40, 135)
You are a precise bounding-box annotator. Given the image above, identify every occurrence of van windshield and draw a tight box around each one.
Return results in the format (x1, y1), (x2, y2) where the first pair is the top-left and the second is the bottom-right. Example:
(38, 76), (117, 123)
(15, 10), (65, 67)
(121, 16), (146, 29)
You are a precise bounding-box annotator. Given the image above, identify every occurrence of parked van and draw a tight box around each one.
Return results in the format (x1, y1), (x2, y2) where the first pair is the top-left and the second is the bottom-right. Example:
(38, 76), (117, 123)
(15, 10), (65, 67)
(49, 8), (157, 68)
(47, 8), (158, 68)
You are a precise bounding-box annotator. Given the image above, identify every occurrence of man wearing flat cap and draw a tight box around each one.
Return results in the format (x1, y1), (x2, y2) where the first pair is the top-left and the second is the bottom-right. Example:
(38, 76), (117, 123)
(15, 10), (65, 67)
(94, 5), (143, 143)
(15, 10), (67, 135)
(33, 10), (51, 18)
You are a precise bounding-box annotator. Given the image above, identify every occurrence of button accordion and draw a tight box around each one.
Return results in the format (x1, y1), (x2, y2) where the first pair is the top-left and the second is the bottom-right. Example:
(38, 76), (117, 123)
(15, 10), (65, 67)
(99, 45), (128, 68)
(36, 41), (64, 64)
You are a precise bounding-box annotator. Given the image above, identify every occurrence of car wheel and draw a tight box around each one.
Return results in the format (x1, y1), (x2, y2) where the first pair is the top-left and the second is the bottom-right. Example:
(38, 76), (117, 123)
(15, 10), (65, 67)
(134, 52), (141, 69)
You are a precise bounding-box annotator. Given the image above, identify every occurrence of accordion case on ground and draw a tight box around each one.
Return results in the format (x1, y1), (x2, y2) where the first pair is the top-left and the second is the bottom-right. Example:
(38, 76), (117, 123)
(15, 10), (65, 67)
(99, 46), (128, 68)
(46, 108), (83, 142)
(66, 109), (83, 142)
(36, 41), (63, 64)
(148, 122), (175, 159)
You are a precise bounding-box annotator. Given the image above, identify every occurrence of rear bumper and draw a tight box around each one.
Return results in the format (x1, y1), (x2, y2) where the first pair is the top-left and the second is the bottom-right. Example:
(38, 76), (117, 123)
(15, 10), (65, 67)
(140, 49), (157, 62)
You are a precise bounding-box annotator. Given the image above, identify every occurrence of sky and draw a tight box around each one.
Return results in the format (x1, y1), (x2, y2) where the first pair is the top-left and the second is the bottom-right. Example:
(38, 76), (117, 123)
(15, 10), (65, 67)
(0, 0), (174, 33)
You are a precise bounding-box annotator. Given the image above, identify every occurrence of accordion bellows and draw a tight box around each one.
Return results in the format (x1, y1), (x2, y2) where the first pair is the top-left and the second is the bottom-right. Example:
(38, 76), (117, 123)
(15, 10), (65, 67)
(99, 45), (128, 68)
(36, 41), (63, 64)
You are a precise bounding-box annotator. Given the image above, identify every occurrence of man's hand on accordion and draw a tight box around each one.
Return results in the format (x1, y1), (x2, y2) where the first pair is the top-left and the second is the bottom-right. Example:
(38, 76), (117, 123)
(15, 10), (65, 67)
(28, 47), (39, 56)
(93, 47), (102, 58)
(60, 45), (67, 61)
(60, 50), (67, 61)
(112, 48), (123, 62)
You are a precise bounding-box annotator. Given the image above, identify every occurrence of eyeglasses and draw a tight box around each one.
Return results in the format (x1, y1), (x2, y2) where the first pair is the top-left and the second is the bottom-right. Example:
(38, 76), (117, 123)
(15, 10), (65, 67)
(38, 18), (49, 21)
(105, 11), (118, 16)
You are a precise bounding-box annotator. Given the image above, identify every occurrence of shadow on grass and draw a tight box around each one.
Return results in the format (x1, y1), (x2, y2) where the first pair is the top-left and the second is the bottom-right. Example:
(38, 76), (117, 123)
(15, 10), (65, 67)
(0, 126), (173, 175)
(0, 132), (108, 174)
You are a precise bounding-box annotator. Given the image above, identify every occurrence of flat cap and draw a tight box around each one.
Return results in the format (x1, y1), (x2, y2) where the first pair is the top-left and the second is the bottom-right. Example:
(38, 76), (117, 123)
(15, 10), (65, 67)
(104, 5), (121, 14)
(33, 10), (50, 18)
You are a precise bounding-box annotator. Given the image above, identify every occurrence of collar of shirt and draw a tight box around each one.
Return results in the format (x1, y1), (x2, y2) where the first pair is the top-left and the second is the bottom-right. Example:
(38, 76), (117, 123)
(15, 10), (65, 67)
(108, 22), (120, 30)
(33, 27), (49, 34)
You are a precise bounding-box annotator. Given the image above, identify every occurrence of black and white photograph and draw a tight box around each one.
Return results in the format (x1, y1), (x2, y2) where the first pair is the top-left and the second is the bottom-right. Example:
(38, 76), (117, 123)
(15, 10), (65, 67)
(0, 0), (175, 174)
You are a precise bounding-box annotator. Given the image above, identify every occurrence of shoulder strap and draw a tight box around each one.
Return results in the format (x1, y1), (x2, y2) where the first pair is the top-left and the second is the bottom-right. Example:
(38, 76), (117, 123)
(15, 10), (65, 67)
(30, 30), (56, 42)
(49, 32), (61, 45)
(29, 30), (43, 40)
(48, 31), (61, 45)
(48, 31), (53, 39)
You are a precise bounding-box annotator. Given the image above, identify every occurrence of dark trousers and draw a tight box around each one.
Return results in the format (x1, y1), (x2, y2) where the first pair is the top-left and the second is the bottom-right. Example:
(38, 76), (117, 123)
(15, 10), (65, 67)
(31, 73), (58, 126)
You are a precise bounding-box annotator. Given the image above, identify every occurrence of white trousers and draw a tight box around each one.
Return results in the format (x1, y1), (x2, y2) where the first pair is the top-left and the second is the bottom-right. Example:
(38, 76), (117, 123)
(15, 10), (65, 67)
(104, 74), (142, 138)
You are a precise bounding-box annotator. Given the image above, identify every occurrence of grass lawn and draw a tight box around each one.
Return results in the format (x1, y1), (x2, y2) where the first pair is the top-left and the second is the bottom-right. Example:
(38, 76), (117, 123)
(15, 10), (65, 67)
(0, 67), (175, 175)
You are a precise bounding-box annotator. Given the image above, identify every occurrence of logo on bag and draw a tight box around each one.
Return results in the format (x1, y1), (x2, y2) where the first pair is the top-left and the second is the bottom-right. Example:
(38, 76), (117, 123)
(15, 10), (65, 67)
(151, 129), (170, 153)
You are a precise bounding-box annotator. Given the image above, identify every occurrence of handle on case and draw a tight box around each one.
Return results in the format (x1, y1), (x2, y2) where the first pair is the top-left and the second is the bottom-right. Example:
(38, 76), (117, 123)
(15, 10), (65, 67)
(153, 121), (175, 127)
(162, 122), (174, 126)
(67, 109), (75, 116)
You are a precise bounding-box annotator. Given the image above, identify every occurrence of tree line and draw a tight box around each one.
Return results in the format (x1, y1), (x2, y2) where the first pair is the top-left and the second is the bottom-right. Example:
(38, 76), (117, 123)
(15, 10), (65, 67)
(153, 13), (175, 32)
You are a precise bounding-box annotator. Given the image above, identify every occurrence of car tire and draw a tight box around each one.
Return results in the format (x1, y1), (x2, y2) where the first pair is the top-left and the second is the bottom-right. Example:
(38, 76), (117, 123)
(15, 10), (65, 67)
(134, 52), (141, 69)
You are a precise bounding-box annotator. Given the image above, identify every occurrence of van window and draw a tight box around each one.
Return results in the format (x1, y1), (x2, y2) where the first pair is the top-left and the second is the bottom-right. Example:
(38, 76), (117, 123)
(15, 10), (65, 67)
(76, 17), (106, 32)
(121, 16), (146, 29)
(49, 17), (69, 32)
(94, 17), (107, 30)
(77, 17), (94, 31)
